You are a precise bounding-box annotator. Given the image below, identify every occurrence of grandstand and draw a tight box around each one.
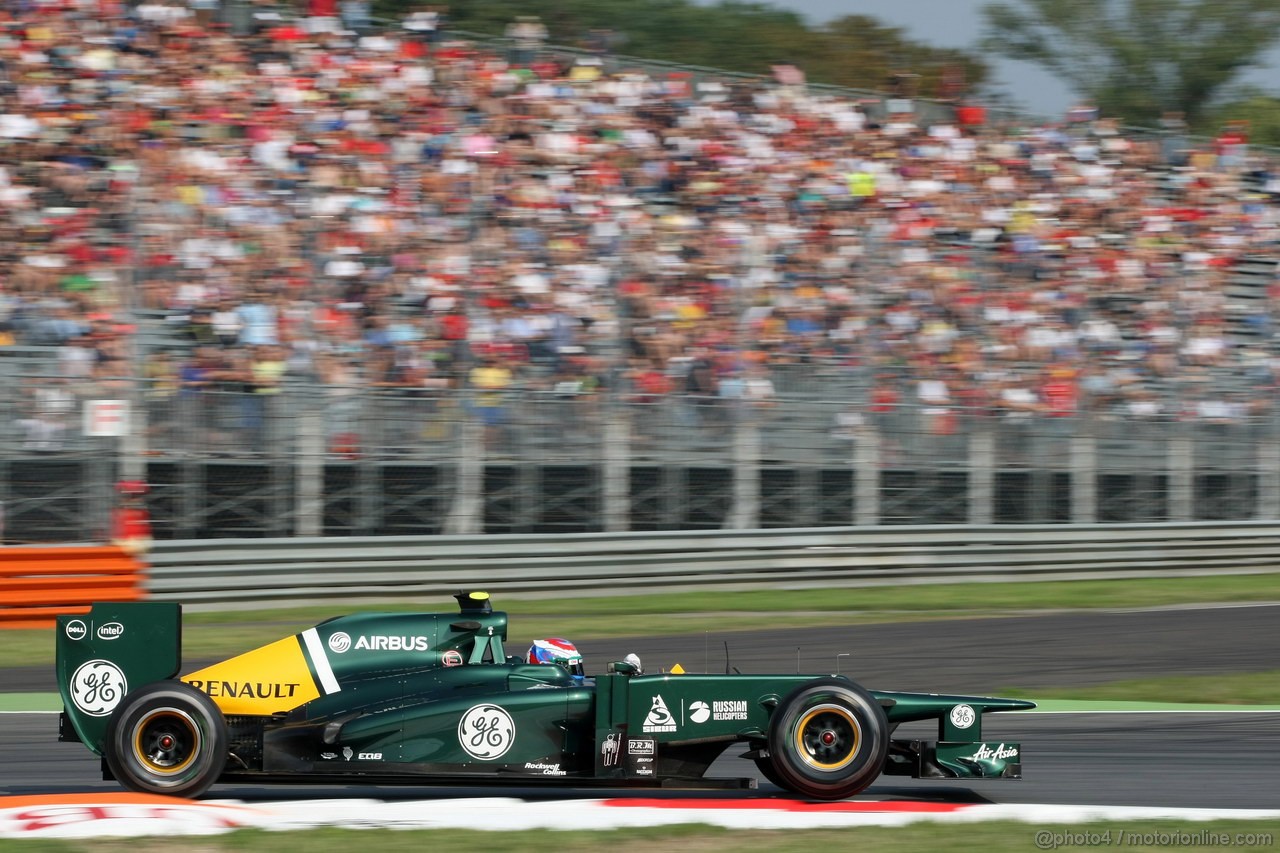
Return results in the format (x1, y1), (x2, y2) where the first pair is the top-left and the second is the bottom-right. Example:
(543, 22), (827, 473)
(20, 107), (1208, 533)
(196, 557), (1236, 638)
(1, 5), (1278, 542)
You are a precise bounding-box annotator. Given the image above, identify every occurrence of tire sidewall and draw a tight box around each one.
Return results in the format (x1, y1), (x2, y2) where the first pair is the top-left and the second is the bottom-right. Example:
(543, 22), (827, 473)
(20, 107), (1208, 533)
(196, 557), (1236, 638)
(767, 677), (888, 800)
(105, 681), (228, 798)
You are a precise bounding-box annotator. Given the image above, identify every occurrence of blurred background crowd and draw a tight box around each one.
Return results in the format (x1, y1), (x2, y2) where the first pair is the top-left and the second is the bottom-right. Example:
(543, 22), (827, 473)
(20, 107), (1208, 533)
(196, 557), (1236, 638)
(3, 0), (1280, 457)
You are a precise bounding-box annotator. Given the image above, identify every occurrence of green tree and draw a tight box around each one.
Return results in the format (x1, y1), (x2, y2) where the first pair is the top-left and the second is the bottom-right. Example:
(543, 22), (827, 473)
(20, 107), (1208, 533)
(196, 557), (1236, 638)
(817, 15), (986, 100)
(396, 0), (988, 99)
(980, 0), (1280, 124)
(1209, 92), (1280, 148)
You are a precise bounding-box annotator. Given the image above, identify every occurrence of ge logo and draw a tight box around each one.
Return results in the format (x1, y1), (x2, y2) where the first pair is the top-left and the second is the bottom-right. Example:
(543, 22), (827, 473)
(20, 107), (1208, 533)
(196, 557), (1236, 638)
(950, 704), (976, 730)
(71, 660), (128, 717)
(458, 704), (515, 760)
(328, 632), (352, 654)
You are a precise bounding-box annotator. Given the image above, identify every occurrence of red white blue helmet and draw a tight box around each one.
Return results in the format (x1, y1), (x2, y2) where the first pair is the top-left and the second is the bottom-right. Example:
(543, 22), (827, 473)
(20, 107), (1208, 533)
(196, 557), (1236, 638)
(526, 638), (585, 681)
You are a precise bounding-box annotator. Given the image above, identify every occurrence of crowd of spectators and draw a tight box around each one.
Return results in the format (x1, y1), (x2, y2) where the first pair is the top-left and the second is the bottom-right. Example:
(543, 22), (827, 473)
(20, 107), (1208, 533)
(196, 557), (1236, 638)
(3, 1), (1280, 453)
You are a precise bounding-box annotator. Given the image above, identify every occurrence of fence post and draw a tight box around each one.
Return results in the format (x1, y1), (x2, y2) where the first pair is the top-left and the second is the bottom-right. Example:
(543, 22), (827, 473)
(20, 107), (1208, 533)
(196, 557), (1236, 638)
(354, 393), (382, 533)
(177, 455), (204, 538)
(1169, 424), (1195, 521)
(296, 390), (324, 537)
(603, 410), (630, 531)
(120, 391), (147, 484)
(445, 418), (483, 534)
(854, 423), (881, 526)
(1259, 417), (1280, 520)
(1071, 418), (1098, 523)
(728, 419), (760, 529)
(89, 443), (116, 542)
(968, 423), (994, 524)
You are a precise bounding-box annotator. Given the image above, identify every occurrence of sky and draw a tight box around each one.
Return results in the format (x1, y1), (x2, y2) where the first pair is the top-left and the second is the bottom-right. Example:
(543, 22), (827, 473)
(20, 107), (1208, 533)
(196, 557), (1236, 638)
(737, 0), (1280, 120)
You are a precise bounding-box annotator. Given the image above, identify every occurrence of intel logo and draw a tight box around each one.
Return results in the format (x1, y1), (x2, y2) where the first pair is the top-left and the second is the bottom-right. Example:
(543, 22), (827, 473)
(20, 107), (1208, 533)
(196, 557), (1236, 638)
(97, 622), (125, 641)
(65, 620), (87, 641)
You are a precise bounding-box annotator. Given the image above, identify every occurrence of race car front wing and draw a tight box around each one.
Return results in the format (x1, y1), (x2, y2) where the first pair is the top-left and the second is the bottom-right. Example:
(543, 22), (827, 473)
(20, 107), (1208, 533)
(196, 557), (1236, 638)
(884, 739), (1023, 779)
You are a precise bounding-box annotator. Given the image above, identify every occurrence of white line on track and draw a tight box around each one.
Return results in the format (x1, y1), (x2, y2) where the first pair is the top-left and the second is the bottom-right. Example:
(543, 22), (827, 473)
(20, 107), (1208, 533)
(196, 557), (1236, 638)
(1104, 600), (1280, 614)
(1029, 701), (1280, 712)
(3, 795), (1280, 838)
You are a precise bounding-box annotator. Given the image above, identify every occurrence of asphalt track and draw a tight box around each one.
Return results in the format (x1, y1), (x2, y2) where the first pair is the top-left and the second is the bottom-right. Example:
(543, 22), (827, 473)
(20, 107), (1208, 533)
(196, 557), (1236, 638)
(4, 712), (1279, 809)
(4, 605), (1279, 809)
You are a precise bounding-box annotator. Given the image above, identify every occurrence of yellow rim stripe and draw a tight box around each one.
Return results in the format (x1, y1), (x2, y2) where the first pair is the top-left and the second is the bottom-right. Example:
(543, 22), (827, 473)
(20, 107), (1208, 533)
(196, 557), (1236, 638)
(795, 705), (860, 771)
(134, 709), (199, 776)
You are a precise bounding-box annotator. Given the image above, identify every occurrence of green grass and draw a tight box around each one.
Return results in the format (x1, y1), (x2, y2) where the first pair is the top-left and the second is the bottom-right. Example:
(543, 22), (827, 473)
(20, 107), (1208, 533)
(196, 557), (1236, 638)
(0, 821), (1276, 853)
(1011, 670), (1280, 706)
(5, 572), (1279, 671)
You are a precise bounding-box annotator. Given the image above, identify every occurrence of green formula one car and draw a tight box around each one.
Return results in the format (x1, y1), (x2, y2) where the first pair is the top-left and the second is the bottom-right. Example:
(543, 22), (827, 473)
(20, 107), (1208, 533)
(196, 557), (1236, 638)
(56, 592), (1034, 800)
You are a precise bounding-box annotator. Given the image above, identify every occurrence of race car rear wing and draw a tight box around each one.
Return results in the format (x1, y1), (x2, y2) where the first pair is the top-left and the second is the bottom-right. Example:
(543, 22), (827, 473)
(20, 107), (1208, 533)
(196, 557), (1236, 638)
(56, 602), (183, 754)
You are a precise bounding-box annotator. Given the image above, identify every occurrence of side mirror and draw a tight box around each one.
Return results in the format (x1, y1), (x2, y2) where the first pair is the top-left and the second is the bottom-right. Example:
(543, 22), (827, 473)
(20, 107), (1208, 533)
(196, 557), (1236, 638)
(607, 660), (638, 675)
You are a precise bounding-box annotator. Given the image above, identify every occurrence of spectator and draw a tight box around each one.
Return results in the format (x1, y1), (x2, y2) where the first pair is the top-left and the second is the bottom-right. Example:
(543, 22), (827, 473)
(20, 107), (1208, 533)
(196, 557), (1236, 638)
(468, 350), (514, 448)
(681, 347), (719, 429)
(246, 343), (287, 445)
(1040, 365), (1080, 418)
(505, 15), (547, 67)
(340, 0), (370, 34)
(189, 0), (220, 28)
(143, 349), (181, 447)
(15, 377), (74, 451)
(211, 300), (244, 347)
(403, 8), (442, 47)
(0, 0), (1277, 452)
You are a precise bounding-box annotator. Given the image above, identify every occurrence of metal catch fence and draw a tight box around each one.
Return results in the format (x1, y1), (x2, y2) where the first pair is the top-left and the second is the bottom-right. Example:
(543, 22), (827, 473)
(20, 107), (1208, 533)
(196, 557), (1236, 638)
(2, 364), (1279, 542)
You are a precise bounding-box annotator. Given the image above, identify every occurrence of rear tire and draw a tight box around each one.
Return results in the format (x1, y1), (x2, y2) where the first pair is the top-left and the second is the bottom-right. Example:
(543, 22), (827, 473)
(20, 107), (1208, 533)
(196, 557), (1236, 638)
(765, 677), (888, 800)
(105, 681), (228, 798)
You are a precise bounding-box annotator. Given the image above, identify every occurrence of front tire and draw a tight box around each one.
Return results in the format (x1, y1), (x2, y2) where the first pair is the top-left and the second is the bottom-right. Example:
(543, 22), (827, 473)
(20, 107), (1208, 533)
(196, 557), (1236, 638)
(754, 756), (787, 790)
(765, 677), (888, 800)
(104, 681), (228, 798)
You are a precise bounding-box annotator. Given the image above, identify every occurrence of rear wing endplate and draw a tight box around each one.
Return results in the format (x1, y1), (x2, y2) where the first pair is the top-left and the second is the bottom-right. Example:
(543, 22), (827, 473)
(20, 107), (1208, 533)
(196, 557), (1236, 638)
(56, 602), (182, 754)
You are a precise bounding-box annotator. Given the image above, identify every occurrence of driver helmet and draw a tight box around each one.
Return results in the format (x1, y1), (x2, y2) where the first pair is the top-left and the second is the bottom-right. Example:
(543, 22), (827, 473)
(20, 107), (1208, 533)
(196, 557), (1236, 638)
(526, 638), (585, 682)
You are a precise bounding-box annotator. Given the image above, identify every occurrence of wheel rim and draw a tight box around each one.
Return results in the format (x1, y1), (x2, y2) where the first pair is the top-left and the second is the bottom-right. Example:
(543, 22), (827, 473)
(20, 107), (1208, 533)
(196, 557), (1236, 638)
(132, 706), (201, 777)
(794, 703), (861, 771)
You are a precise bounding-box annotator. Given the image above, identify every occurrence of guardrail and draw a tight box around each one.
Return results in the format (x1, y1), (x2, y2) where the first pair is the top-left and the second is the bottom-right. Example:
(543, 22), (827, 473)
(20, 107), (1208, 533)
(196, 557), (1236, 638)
(0, 546), (147, 629)
(143, 522), (1280, 610)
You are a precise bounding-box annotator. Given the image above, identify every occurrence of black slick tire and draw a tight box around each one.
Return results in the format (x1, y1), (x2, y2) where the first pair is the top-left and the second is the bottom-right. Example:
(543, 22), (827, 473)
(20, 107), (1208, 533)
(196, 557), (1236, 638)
(104, 681), (228, 798)
(765, 677), (889, 800)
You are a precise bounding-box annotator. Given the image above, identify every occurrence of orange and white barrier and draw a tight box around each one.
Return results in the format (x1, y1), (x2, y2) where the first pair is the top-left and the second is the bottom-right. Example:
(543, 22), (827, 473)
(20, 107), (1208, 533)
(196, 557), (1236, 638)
(0, 546), (146, 630)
